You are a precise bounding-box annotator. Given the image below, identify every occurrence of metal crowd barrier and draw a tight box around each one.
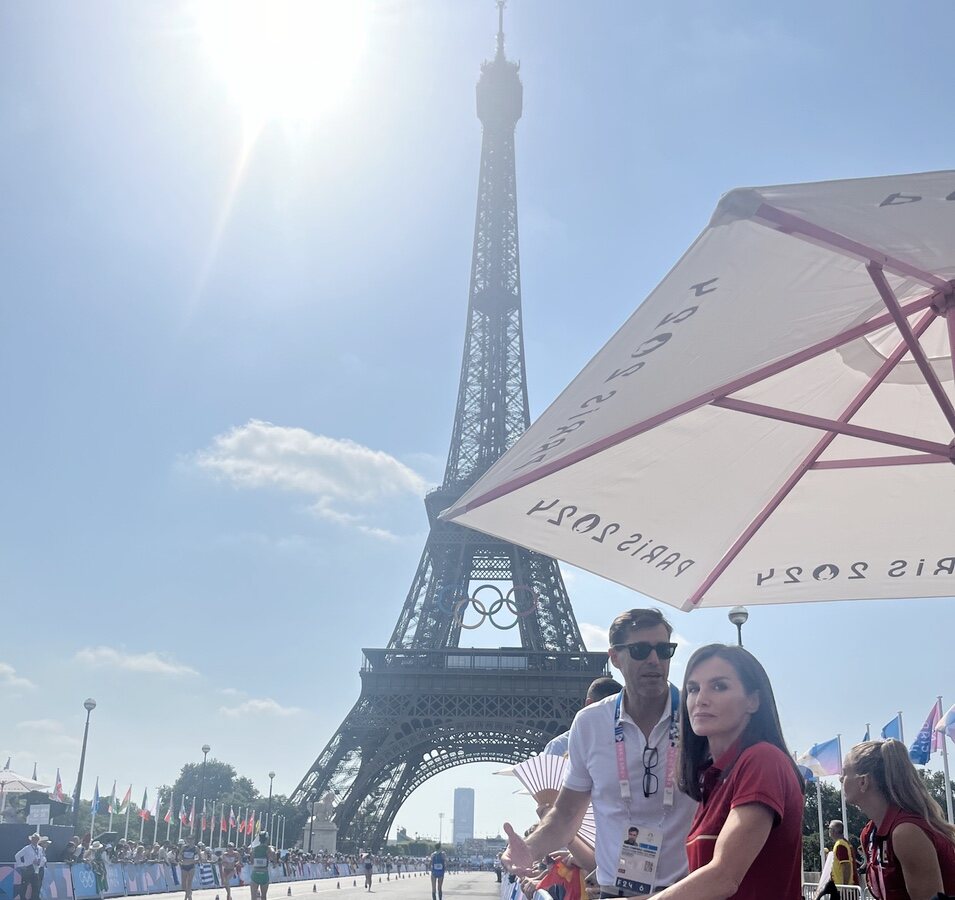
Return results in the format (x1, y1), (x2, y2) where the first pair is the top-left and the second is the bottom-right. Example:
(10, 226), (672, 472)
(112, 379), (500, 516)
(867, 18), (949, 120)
(0, 861), (427, 900)
(802, 883), (866, 900)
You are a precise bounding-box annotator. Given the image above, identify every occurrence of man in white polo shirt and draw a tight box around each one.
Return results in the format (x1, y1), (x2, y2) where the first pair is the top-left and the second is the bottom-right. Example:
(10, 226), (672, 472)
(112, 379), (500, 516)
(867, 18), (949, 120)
(502, 608), (697, 896)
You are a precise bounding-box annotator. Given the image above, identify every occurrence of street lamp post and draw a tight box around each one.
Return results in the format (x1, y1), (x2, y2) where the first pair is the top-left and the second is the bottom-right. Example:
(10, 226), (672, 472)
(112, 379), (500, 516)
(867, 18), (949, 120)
(72, 698), (97, 832)
(728, 606), (749, 647)
(267, 771), (275, 834)
(198, 745), (210, 841)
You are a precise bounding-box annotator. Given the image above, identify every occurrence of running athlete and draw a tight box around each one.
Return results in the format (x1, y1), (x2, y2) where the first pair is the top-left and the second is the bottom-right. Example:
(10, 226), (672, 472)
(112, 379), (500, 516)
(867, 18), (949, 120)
(430, 844), (446, 900)
(179, 838), (199, 900)
(220, 842), (242, 900)
(250, 832), (277, 900)
(362, 853), (374, 891)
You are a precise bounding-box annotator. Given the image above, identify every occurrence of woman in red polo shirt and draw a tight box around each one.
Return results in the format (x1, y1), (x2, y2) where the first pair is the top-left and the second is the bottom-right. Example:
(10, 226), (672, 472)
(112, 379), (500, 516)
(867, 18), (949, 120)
(653, 644), (804, 900)
(843, 738), (955, 900)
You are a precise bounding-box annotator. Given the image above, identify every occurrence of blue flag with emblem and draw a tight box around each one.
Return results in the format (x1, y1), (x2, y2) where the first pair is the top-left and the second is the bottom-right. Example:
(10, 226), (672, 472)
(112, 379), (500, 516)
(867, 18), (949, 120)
(881, 714), (903, 741)
(909, 700), (941, 765)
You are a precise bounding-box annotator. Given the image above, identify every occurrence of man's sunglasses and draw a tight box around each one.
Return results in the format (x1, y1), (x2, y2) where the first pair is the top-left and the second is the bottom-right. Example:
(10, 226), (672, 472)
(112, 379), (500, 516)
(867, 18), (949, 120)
(613, 641), (678, 661)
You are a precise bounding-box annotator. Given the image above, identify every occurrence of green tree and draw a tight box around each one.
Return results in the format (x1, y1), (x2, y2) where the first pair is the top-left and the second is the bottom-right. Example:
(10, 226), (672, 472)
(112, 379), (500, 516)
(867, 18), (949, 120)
(166, 759), (258, 808)
(801, 780), (867, 872)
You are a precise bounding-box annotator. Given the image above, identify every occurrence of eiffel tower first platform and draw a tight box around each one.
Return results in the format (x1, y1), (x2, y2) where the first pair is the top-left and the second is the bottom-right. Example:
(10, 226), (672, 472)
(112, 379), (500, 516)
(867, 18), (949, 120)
(290, 5), (607, 851)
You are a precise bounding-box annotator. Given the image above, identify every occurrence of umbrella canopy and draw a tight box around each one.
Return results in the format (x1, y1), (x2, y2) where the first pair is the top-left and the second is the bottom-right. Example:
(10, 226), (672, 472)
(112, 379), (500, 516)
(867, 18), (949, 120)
(0, 768), (49, 794)
(0, 767), (50, 813)
(444, 170), (955, 611)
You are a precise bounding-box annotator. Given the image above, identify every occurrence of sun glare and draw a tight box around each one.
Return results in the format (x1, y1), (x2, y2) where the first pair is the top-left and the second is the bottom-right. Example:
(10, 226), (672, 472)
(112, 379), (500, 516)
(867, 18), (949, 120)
(193, 0), (368, 130)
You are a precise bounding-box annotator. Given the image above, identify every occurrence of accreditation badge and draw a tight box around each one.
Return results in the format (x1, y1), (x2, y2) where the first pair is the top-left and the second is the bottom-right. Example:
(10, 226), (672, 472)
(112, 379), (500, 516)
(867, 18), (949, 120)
(614, 823), (660, 896)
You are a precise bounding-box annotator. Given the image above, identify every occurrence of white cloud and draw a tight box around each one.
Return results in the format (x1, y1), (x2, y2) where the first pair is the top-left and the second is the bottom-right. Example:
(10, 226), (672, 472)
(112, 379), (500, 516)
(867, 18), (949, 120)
(16, 719), (62, 733)
(194, 420), (429, 539)
(218, 698), (302, 719)
(579, 621), (609, 651)
(74, 647), (198, 677)
(0, 662), (35, 691)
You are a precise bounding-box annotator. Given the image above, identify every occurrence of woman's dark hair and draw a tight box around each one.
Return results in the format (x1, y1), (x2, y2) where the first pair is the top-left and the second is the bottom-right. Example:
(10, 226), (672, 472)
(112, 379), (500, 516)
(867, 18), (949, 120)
(677, 643), (803, 801)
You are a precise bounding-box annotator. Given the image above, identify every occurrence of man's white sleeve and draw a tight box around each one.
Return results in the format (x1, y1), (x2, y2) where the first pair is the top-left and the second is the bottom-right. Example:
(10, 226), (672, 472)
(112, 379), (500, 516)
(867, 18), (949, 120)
(562, 710), (593, 793)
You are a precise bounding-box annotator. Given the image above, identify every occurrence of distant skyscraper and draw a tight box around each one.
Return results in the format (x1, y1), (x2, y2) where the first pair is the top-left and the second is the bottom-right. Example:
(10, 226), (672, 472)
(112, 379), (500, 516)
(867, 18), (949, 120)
(452, 788), (475, 845)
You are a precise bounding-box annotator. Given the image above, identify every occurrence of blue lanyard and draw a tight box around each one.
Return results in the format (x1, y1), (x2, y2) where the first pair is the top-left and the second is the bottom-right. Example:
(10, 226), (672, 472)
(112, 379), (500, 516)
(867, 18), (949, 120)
(613, 686), (680, 808)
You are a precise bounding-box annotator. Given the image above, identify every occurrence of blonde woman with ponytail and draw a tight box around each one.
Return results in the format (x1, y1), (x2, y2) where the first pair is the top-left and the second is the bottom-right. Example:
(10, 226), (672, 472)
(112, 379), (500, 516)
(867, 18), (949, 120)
(843, 739), (955, 900)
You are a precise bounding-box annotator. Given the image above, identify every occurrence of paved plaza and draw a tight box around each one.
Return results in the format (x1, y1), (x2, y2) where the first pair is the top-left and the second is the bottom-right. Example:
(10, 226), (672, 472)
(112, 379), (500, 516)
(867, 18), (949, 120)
(143, 872), (497, 900)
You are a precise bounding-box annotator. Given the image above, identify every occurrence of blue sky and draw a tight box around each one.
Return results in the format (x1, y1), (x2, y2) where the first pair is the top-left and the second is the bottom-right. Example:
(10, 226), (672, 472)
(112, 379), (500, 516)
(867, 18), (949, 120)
(2, 0), (954, 842)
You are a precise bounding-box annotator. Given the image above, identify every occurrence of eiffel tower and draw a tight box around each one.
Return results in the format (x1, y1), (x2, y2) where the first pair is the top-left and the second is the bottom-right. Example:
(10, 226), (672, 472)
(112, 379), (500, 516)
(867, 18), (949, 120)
(290, 4), (606, 851)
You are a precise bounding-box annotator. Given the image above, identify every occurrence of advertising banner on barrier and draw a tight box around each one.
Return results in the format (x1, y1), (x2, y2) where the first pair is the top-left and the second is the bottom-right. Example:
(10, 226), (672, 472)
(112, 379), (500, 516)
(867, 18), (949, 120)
(0, 865), (15, 900)
(145, 863), (170, 894)
(40, 863), (74, 900)
(70, 864), (99, 900)
(104, 862), (125, 897)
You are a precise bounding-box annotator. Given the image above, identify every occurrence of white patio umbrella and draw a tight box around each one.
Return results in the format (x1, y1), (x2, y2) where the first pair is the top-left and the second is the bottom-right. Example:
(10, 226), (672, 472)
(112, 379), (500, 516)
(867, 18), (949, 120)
(444, 170), (955, 611)
(0, 766), (49, 813)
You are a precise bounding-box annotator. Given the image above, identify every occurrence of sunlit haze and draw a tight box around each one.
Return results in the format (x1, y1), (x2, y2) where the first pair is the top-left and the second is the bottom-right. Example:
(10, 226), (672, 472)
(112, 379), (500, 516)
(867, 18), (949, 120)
(193, 0), (369, 131)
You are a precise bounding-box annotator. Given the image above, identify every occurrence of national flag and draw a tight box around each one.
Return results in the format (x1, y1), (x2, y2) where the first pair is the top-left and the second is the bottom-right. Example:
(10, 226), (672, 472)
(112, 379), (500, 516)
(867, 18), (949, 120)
(150, 789), (161, 820)
(179, 796), (188, 825)
(107, 780), (117, 814)
(254, 813), (261, 835)
(237, 817), (245, 835)
(936, 705), (955, 745)
(139, 789), (150, 819)
(881, 714), (903, 741)
(201, 801), (207, 832)
(247, 811), (255, 834)
(910, 700), (942, 765)
(52, 769), (65, 803)
(797, 737), (843, 777)
(220, 814), (227, 833)
(164, 795), (174, 824)
(229, 807), (236, 829)
(188, 797), (196, 827)
(91, 778), (101, 815)
(796, 764), (816, 783)
(118, 784), (132, 815)
(862, 725), (871, 742)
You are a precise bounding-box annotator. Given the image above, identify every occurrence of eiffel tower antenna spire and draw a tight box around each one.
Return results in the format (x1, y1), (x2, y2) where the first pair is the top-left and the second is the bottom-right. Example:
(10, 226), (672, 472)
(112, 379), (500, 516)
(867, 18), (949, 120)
(289, 10), (604, 853)
(496, 0), (506, 58)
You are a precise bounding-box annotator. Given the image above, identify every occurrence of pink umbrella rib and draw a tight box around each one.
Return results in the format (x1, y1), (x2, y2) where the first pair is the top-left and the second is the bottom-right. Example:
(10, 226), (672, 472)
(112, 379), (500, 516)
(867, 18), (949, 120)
(753, 203), (949, 289)
(683, 307), (940, 609)
(866, 262), (955, 433)
(710, 397), (952, 457)
(811, 454), (949, 470)
(445, 290), (942, 519)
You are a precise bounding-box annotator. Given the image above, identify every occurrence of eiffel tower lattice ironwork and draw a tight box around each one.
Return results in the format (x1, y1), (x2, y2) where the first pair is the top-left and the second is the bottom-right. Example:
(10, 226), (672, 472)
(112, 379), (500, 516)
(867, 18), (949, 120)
(290, 5), (607, 851)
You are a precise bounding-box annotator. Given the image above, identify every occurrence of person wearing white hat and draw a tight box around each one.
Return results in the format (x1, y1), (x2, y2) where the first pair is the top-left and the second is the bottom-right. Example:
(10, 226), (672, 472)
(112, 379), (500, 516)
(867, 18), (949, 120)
(15, 833), (43, 900)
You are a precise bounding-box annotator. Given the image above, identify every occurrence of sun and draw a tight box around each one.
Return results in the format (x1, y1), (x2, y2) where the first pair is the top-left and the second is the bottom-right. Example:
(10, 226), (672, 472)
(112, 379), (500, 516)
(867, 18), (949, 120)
(192, 0), (368, 131)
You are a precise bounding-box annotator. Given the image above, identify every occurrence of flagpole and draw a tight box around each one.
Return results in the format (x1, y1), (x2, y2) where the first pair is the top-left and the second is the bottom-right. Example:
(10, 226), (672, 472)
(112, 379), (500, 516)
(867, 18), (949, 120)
(166, 794), (173, 842)
(899, 710), (905, 744)
(178, 798), (185, 841)
(108, 781), (115, 833)
(227, 807), (233, 847)
(815, 780), (825, 871)
(90, 778), (98, 835)
(939, 696), (955, 825)
(837, 734), (848, 832)
(125, 797), (131, 840)
(140, 799), (146, 842)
